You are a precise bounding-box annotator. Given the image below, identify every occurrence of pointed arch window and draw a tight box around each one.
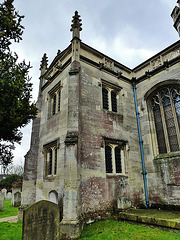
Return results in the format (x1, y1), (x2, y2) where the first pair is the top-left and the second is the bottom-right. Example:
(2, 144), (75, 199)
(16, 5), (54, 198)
(151, 86), (180, 154)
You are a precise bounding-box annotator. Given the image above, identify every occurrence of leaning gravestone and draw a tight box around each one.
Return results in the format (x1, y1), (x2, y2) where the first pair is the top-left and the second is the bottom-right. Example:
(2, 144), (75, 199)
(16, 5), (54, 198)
(22, 200), (60, 240)
(0, 192), (4, 211)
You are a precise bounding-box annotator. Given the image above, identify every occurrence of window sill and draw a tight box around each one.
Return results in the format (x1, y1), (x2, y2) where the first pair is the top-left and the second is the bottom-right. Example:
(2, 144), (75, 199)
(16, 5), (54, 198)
(106, 173), (128, 178)
(44, 175), (56, 181)
(103, 109), (123, 118)
(154, 151), (180, 160)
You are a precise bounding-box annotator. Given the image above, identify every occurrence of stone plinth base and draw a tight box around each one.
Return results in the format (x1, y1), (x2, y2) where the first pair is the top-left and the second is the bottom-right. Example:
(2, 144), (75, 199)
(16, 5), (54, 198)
(59, 220), (82, 239)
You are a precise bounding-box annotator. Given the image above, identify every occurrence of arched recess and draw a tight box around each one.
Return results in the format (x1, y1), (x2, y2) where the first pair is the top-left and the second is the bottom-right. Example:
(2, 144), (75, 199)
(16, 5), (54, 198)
(49, 190), (58, 204)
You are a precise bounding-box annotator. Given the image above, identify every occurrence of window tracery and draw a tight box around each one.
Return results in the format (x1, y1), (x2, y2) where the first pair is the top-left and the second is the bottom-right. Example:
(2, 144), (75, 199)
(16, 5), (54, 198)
(150, 86), (180, 154)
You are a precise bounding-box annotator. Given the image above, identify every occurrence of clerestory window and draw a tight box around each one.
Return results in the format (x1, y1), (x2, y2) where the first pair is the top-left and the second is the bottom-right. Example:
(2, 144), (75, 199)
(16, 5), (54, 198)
(150, 86), (180, 154)
(105, 144), (125, 174)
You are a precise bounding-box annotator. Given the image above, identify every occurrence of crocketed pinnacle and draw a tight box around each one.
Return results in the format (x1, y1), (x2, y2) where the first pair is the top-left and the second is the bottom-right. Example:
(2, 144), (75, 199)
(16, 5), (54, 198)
(40, 53), (48, 70)
(70, 11), (82, 39)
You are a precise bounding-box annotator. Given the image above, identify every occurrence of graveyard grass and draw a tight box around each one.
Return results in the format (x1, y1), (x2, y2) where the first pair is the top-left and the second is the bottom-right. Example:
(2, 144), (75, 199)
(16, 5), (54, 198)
(0, 202), (179, 240)
(0, 222), (22, 240)
(0, 200), (18, 218)
(78, 219), (180, 240)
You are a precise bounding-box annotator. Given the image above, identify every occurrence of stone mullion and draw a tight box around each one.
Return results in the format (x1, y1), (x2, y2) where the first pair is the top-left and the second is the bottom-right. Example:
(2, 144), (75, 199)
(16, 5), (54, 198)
(108, 88), (112, 111)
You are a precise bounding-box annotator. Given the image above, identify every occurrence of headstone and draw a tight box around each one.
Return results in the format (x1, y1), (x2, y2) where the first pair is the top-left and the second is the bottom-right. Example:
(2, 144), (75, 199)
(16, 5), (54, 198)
(0, 192), (4, 211)
(1, 188), (7, 198)
(6, 192), (12, 200)
(12, 189), (21, 206)
(22, 200), (60, 240)
(14, 191), (21, 207)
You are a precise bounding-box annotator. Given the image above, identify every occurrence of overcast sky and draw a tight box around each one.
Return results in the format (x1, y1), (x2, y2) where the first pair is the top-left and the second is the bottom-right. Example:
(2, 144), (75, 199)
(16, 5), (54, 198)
(7, 0), (179, 166)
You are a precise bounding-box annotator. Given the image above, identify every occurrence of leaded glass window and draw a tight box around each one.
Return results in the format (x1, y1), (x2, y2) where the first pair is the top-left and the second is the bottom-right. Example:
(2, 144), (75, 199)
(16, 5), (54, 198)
(49, 84), (61, 116)
(102, 88), (109, 110)
(151, 86), (180, 154)
(58, 91), (61, 112)
(52, 95), (56, 115)
(48, 149), (53, 175)
(105, 144), (124, 174)
(115, 146), (122, 173)
(54, 148), (57, 175)
(111, 91), (117, 112)
(105, 146), (112, 173)
(102, 82), (120, 113)
(44, 141), (59, 177)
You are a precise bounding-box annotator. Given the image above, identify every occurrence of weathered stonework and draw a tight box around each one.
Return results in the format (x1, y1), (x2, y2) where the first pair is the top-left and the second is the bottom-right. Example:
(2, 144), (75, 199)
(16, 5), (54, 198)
(22, 8), (180, 239)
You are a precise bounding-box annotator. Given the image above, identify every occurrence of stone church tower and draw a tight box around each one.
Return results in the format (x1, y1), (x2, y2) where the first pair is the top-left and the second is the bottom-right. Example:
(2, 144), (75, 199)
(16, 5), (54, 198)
(22, 5), (180, 239)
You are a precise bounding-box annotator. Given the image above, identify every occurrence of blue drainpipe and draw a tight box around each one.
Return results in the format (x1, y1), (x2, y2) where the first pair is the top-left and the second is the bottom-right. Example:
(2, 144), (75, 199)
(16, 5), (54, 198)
(132, 79), (150, 208)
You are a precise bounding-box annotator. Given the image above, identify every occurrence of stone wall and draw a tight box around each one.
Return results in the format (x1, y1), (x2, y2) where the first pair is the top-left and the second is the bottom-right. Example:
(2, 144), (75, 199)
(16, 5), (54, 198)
(78, 61), (144, 214)
(135, 59), (180, 206)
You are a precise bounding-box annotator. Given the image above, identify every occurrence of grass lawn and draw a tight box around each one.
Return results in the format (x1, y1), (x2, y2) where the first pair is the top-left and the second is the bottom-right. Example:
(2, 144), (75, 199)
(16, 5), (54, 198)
(78, 219), (180, 240)
(0, 202), (180, 240)
(0, 200), (18, 218)
(0, 222), (22, 240)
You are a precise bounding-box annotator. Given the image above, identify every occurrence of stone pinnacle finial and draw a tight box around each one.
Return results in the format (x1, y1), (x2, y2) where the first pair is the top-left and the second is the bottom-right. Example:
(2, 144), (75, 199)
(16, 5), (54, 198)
(70, 11), (82, 39)
(40, 53), (48, 75)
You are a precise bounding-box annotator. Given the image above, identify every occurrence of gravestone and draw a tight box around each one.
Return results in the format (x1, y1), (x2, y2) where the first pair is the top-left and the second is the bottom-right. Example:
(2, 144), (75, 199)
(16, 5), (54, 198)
(14, 191), (21, 207)
(12, 189), (21, 206)
(1, 188), (7, 198)
(22, 200), (60, 240)
(0, 192), (4, 211)
(6, 192), (12, 200)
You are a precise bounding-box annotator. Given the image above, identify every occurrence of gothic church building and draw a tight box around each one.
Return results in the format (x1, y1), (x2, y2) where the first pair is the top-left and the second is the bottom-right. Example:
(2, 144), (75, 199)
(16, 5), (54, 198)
(22, 3), (180, 239)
